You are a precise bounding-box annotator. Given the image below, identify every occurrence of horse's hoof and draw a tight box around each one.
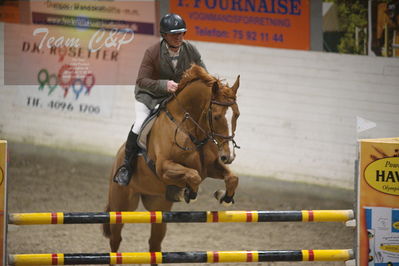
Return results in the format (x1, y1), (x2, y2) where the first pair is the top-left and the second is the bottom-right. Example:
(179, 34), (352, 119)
(221, 200), (233, 207)
(214, 190), (235, 205)
(165, 185), (185, 202)
(184, 188), (198, 203)
(214, 189), (225, 202)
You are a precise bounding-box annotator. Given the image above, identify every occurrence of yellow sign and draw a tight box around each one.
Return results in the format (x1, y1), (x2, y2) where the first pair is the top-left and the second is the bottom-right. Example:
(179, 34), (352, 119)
(358, 137), (399, 266)
(365, 157), (399, 196)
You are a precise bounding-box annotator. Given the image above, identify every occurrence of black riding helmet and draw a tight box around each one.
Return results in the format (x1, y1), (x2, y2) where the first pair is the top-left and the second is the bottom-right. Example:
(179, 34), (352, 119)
(160, 13), (187, 34)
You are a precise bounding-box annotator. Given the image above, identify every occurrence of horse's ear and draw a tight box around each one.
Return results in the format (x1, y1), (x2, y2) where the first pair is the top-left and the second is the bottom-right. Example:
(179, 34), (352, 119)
(231, 75), (240, 93)
(212, 82), (219, 94)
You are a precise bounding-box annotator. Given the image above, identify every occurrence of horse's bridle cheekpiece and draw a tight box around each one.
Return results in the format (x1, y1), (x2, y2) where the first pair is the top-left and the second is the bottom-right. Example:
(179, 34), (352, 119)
(209, 99), (240, 150)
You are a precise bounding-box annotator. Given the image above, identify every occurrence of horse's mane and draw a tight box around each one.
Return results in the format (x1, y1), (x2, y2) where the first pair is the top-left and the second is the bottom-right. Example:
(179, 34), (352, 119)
(178, 64), (236, 101)
(178, 64), (219, 90)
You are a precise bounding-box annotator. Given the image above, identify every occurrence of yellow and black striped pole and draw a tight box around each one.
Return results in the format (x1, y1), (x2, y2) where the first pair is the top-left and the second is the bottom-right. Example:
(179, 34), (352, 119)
(9, 210), (354, 225)
(9, 249), (354, 265)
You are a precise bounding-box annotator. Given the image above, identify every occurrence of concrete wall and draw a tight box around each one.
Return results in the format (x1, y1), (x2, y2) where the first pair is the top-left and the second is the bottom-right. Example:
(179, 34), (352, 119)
(196, 41), (399, 189)
(1, 22), (398, 189)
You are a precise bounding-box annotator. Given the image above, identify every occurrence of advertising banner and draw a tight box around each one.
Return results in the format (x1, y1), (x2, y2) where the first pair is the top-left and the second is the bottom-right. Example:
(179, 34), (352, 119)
(29, 1), (157, 33)
(4, 1), (159, 118)
(0, 1), (20, 24)
(170, 0), (310, 50)
(358, 138), (399, 265)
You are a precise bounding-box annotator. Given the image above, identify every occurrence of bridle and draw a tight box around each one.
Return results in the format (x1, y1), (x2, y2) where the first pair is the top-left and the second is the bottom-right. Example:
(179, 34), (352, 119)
(208, 99), (240, 150)
(164, 92), (240, 152)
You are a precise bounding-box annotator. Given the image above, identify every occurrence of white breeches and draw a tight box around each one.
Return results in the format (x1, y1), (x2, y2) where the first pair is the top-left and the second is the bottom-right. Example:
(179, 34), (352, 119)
(132, 101), (151, 134)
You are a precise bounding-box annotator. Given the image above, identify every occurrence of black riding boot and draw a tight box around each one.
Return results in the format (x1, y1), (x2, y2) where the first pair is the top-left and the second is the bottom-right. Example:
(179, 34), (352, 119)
(113, 130), (139, 186)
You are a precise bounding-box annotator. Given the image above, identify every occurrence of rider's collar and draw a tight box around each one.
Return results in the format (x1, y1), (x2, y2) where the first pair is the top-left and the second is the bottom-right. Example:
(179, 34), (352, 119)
(165, 41), (181, 52)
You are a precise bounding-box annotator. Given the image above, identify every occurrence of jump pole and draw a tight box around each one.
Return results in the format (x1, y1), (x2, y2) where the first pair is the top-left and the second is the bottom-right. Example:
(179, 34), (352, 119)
(9, 249), (354, 265)
(8, 210), (354, 225)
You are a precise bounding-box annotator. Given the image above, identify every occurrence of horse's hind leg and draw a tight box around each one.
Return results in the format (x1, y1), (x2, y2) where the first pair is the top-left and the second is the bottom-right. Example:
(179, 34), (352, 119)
(141, 195), (173, 253)
(106, 186), (140, 253)
(149, 223), (167, 253)
(109, 223), (124, 252)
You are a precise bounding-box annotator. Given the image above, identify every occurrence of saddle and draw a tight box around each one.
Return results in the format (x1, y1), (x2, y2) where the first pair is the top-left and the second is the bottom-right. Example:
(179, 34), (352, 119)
(135, 97), (172, 173)
(136, 79), (200, 153)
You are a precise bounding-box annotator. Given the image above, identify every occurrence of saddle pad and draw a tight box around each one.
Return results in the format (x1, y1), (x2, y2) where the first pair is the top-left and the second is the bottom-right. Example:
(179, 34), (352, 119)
(137, 107), (161, 151)
(137, 95), (174, 151)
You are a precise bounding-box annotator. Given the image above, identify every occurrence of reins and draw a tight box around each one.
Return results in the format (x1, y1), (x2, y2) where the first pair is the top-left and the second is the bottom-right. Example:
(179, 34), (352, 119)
(164, 101), (210, 151)
(164, 89), (240, 152)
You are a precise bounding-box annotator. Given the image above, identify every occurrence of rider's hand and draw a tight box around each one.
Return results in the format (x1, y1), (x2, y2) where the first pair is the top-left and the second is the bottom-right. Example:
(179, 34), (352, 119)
(167, 80), (178, 93)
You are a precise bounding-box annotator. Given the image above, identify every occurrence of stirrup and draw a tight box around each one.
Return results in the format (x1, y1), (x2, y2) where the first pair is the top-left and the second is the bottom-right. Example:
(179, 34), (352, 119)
(113, 165), (132, 186)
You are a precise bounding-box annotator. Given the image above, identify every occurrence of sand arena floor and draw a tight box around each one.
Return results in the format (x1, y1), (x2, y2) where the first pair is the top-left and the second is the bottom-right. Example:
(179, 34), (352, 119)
(7, 142), (355, 266)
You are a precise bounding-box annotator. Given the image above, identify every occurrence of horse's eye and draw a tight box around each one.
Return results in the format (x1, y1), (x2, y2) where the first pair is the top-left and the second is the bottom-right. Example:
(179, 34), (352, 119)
(214, 115), (221, 121)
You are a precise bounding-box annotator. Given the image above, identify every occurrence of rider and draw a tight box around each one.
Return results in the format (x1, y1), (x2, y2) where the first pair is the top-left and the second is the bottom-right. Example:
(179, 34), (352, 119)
(113, 13), (207, 186)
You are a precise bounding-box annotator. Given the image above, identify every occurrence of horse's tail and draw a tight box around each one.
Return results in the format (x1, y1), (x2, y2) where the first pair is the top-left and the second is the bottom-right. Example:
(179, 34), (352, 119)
(102, 203), (111, 238)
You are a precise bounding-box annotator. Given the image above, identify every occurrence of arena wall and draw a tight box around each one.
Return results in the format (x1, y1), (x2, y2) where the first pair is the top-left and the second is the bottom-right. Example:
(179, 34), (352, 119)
(1, 23), (398, 189)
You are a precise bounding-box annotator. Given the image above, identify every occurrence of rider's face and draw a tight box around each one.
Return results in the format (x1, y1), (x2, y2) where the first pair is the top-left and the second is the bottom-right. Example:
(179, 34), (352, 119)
(163, 32), (185, 48)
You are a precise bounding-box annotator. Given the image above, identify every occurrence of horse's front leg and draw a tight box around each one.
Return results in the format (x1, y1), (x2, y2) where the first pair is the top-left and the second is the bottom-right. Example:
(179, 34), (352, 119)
(208, 160), (239, 206)
(160, 160), (202, 203)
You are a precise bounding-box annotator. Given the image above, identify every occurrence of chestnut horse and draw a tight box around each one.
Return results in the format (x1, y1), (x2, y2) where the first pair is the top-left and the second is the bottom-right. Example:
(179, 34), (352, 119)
(103, 65), (240, 258)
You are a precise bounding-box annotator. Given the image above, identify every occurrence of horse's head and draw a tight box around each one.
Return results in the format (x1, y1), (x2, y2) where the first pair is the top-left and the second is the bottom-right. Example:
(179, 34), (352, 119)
(176, 64), (240, 164)
(210, 76), (240, 164)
